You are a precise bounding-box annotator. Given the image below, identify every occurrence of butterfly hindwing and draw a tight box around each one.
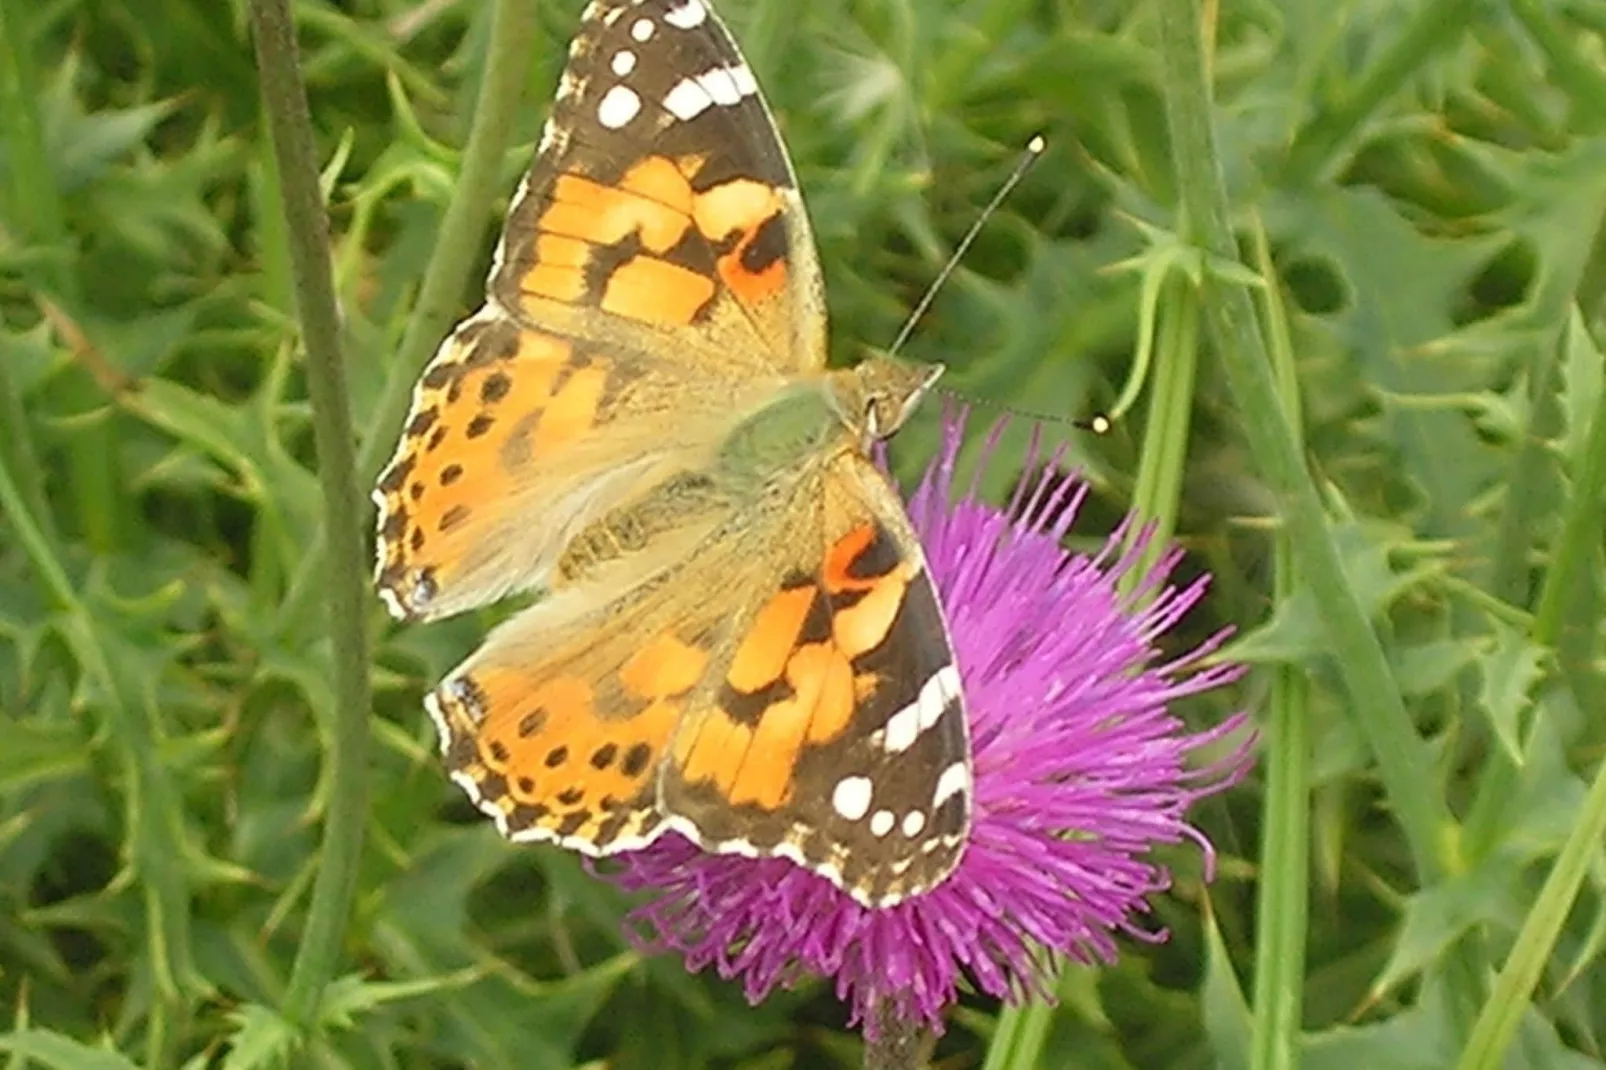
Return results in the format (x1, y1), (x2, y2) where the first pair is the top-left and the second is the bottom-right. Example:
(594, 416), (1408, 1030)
(428, 447), (971, 907)
(658, 453), (972, 906)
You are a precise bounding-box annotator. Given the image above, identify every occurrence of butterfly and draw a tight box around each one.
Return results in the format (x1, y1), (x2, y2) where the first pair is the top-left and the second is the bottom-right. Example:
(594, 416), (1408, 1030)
(373, 0), (971, 908)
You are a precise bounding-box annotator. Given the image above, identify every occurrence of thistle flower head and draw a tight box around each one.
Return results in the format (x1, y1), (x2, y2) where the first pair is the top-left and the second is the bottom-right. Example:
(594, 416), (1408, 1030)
(606, 414), (1253, 1036)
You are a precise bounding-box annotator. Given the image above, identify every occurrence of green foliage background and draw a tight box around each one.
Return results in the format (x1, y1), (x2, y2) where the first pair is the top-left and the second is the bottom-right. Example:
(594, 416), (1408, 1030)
(3, 0), (1606, 1067)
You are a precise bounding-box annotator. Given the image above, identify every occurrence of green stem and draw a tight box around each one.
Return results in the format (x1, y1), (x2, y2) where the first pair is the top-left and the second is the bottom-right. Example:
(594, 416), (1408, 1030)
(1280, 0), (1478, 184)
(984, 183), (1206, 1070)
(274, 0), (540, 637)
(981, 995), (1054, 1070)
(248, 0), (373, 1030)
(1247, 220), (1309, 1070)
(1159, 0), (1449, 888)
(1129, 275), (1198, 578)
(863, 1008), (931, 1070)
(1158, 0), (1493, 1033)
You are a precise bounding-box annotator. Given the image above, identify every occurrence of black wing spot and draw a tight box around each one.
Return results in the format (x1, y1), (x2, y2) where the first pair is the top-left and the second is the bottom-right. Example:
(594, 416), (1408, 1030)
(439, 504), (471, 533)
(407, 407), (440, 438)
(620, 742), (652, 777)
(480, 372), (512, 403)
(740, 212), (788, 276)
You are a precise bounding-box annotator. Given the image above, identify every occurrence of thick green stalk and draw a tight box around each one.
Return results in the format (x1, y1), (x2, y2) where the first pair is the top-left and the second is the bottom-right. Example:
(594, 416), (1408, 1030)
(1128, 276), (1199, 578)
(1157, 0), (1448, 892)
(1247, 222), (1310, 1070)
(864, 1011), (931, 1070)
(274, 0), (540, 637)
(1157, 0), (1495, 1035)
(248, 0), (373, 1030)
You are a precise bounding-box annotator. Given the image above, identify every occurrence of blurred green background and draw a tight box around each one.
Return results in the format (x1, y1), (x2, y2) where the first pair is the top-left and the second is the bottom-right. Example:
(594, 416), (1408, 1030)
(4, 0), (1606, 1067)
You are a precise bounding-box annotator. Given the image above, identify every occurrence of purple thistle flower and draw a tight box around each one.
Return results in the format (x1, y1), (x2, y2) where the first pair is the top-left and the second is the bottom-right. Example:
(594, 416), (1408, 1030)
(604, 413), (1254, 1036)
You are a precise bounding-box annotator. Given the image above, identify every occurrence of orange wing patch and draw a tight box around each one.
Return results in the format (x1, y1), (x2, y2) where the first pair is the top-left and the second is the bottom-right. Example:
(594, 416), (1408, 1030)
(667, 522), (914, 813)
(601, 256), (716, 324)
(433, 630), (708, 850)
(693, 178), (788, 306)
(373, 318), (614, 619)
(507, 153), (791, 331)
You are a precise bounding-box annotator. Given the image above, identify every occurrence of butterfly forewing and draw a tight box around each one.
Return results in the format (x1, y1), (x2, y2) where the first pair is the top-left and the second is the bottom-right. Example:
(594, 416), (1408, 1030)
(490, 0), (828, 367)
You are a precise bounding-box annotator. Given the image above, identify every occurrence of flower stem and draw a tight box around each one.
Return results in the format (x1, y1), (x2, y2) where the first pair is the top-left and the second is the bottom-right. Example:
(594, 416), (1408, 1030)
(1156, 0), (1490, 1033)
(1157, 0), (1449, 893)
(864, 1006), (933, 1070)
(1247, 219), (1310, 1070)
(273, 0), (540, 638)
(247, 0), (373, 1030)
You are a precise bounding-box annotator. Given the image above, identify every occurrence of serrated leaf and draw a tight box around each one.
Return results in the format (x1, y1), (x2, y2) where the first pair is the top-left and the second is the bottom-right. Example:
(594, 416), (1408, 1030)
(317, 969), (481, 1029)
(1372, 852), (1525, 997)
(1223, 520), (1436, 664)
(221, 1003), (300, 1070)
(0, 1030), (142, 1070)
(1476, 624), (1548, 763)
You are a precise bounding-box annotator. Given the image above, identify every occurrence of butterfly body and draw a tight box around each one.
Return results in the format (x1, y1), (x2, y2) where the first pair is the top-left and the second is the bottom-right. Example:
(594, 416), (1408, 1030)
(375, 0), (972, 907)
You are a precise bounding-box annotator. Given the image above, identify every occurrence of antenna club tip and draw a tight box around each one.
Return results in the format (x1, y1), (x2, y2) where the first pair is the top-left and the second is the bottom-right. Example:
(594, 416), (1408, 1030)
(1027, 134), (1046, 153)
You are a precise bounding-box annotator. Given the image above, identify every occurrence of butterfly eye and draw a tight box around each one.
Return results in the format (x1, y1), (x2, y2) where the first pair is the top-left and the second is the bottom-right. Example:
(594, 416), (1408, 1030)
(863, 397), (887, 438)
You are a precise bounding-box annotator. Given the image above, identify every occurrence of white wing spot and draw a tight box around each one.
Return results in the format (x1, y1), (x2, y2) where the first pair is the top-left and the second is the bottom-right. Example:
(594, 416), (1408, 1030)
(699, 68), (742, 106)
(664, 0), (707, 28)
(663, 66), (756, 122)
(902, 810), (927, 837)
(597, 84), (642, 128)
(663, 78), (712, 121)
(882, 704), (919, 753)
(832, 775), (874, 821)
(630, 17), (654, 41)
(882, 665), (961, 753)
(932, 761), (970, 808)
(611, 50), (637, 76)
(870, 810), (895, 837)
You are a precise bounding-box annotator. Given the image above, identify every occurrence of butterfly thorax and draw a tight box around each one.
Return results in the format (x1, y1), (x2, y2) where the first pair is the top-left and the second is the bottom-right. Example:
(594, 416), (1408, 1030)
(717, 355), (942, 487)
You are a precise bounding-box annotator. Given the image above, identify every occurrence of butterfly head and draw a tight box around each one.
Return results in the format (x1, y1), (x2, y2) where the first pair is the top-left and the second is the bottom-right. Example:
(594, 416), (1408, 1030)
(833, 355), (944, 449)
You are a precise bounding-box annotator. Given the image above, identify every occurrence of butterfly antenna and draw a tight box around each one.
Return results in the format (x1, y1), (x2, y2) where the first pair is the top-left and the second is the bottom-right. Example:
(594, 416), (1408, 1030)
(886, 135), (1046, 358)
